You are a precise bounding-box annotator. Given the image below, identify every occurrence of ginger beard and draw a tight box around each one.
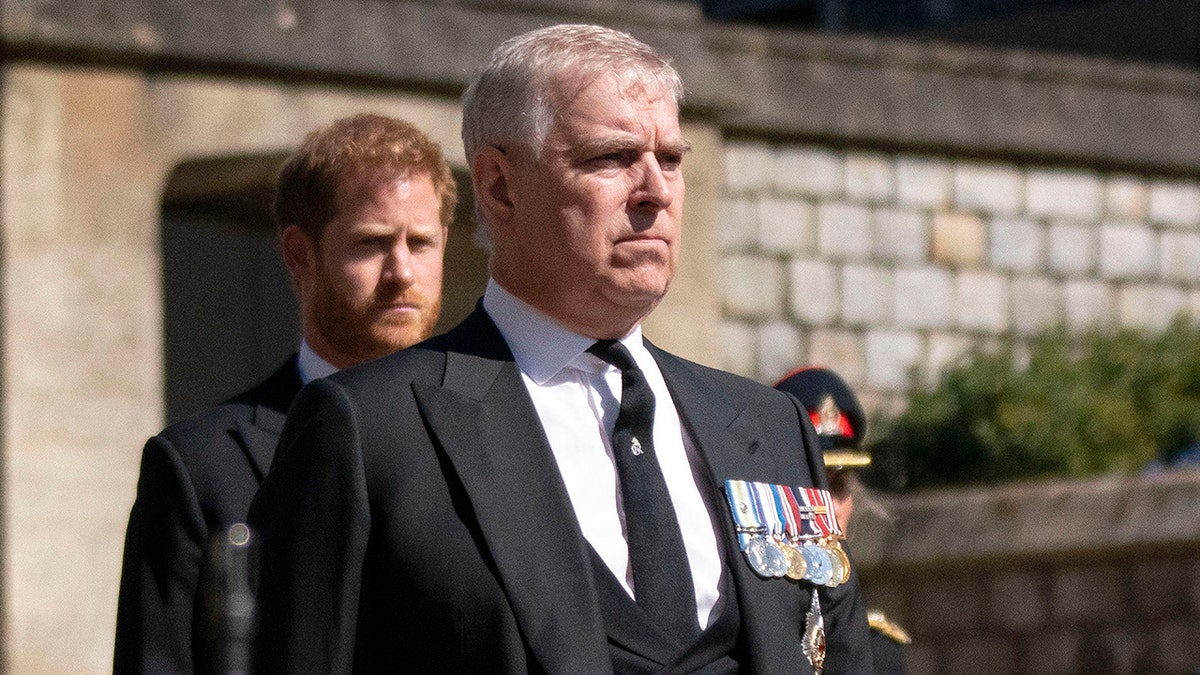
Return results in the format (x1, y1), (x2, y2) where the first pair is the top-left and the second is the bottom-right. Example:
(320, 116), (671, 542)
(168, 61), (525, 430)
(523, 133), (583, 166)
(307, 257), (441, 364)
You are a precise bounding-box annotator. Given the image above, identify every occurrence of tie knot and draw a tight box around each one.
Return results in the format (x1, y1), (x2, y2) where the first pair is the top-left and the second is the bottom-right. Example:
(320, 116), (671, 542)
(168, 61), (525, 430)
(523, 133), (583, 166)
(587, 340), (638, 372)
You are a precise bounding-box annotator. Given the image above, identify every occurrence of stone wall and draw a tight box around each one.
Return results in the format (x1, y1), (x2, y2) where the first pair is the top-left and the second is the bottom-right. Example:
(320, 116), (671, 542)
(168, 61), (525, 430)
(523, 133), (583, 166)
(716, 140), (1200, 408)
(852, 470), (1200, 674)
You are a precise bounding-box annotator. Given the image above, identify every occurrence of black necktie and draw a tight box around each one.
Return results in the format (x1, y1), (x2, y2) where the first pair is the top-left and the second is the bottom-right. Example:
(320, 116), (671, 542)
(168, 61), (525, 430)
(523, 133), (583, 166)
(588, 340), (700, 642)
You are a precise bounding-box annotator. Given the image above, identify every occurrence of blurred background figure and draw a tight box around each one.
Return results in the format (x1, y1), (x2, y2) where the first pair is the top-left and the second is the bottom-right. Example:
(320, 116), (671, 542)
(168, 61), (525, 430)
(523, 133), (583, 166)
(777, 366), (912, 675)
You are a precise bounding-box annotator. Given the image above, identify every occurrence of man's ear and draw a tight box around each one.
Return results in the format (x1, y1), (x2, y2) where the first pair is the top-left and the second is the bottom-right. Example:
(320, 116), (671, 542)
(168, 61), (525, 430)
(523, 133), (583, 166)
(472, 146), (516, 233)
(280, 224), (317, 287)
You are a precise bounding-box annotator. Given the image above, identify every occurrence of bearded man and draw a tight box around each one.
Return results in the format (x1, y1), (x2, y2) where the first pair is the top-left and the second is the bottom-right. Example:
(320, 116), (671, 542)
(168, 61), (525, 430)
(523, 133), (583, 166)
(114, 114), (456, 673)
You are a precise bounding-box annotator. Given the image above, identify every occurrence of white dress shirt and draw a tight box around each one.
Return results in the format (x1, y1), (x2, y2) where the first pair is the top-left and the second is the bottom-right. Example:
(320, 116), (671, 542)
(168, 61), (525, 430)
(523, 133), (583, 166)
(483, 279), (722, 629)
(297, 339), (339, 385)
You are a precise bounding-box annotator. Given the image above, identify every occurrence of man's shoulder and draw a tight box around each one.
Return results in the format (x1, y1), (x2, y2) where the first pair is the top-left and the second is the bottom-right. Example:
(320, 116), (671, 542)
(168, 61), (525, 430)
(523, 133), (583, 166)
(650, 345), (788, 403)
(154, 357), (300, 453)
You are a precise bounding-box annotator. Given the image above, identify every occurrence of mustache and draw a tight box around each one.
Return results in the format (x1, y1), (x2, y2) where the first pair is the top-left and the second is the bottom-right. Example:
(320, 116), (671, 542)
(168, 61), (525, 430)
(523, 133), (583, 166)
(369, 284), (429, 310)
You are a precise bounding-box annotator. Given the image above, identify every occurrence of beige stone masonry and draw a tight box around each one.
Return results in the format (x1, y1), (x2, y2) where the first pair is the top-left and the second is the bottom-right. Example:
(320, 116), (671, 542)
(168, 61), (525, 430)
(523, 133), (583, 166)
(931, 211), (985, 268)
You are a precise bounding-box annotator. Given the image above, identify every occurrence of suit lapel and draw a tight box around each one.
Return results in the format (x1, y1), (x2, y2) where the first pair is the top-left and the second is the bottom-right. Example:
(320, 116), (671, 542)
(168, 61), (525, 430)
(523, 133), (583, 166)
(413, 310), (612, 675)
(233, 357), (302, 481)
(651, 345), (814, 673)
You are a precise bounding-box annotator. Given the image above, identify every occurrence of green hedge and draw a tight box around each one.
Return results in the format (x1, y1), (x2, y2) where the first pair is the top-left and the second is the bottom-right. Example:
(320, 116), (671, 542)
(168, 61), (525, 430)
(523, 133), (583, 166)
(872, 317), (1200, 488)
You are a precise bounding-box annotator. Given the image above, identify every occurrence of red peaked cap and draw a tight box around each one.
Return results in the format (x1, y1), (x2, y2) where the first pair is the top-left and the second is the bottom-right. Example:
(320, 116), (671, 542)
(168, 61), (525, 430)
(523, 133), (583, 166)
(773, 367), (867, 454)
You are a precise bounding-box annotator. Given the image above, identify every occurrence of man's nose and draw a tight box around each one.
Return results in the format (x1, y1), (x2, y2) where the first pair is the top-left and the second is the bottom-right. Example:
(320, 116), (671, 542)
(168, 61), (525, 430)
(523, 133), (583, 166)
(382, 244), (415, 285)
(630, 155), (675, 213)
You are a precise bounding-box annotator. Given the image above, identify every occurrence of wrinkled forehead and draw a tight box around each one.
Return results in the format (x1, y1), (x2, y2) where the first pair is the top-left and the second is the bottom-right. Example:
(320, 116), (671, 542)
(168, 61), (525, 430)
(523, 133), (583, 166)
(549, 63), (679, 110)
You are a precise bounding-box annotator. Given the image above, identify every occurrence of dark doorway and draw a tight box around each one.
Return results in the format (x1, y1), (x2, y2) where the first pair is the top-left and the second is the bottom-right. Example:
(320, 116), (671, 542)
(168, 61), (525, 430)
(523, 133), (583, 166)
(160, 153), (297, 424)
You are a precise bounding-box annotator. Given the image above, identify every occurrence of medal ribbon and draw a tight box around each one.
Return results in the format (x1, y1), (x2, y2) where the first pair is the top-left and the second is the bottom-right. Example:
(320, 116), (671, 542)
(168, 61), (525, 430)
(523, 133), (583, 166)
(797, 487), (842, 538)
(750, 481), (784, 539)
(723, 479), (767, 549)
(772, 484), (800, 540)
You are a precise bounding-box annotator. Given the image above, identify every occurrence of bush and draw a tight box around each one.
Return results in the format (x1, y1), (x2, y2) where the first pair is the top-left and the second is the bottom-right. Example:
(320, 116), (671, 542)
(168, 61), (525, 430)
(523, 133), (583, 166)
(872, 317), (1200, 489)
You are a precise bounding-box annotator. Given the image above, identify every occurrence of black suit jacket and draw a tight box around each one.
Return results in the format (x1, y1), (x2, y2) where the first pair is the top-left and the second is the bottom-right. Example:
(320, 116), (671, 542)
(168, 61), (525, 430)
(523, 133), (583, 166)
(249, 308), (872, 673)
(115, 357), (302, 674)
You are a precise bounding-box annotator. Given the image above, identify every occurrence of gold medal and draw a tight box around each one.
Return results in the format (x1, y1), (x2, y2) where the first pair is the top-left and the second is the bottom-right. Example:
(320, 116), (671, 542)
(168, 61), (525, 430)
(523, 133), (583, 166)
(827, 540), (852, 586)
(783, 543), (808, 580)
(822, 541), (845, 588)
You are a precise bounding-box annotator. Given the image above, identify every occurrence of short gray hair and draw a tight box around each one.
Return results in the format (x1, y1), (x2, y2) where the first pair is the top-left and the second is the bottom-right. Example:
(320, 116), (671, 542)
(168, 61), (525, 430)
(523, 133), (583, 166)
(461, 24), (684, 249)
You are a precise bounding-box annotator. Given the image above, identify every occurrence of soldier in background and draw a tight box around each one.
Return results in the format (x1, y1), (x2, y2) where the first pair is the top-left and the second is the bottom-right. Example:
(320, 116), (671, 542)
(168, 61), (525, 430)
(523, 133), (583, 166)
(776, 366), (912, 675)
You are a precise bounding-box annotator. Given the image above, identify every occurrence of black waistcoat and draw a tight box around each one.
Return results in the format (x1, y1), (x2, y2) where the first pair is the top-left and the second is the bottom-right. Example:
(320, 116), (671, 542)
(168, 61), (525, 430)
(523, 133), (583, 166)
(586, 547), (743, 674)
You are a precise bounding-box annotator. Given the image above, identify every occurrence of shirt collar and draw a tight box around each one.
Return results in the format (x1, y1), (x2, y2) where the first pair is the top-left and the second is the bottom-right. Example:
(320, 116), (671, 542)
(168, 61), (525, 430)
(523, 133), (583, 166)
(482, 278), (644, 385)
(297, 339), (340, 384)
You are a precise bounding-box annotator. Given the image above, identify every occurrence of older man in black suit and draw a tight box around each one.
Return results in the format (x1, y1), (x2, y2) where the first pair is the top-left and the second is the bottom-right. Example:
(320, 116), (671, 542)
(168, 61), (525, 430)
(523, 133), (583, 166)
(114, 114), (456, 673)
(250, 25), (872, 674)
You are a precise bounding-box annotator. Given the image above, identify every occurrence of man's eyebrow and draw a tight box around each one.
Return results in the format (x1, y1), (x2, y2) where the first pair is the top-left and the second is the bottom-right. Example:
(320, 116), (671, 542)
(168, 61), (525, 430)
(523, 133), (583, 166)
(575, 136), (693, 155)
(663, 139), (692, 155)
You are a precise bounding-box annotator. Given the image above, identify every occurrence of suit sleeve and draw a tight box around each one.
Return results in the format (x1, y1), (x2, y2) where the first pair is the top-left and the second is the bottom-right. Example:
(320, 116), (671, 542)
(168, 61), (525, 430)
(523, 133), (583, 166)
(114, 435), (207, 674)
(788, 393), (875, 675)
(248, 378), (371, 674)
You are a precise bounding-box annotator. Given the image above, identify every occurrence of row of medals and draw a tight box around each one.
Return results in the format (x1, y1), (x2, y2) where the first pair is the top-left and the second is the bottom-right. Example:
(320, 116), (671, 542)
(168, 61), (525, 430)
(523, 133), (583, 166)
(742, 532), (851, 587)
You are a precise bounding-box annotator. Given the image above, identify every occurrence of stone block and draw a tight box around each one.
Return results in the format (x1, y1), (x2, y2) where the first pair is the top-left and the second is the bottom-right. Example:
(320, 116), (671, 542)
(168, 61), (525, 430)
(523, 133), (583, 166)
(723, 141), (773, 193)
(931, 211), (984, 268)
(841, 264), (893, 327)
(721, 255), (784, 319)
(946, 636), (1016, 675)
(989, 217), (1045, 273)
(955, 270), (1009, 333)
(805, 329), (866, 384)
(894, 266), (954, 330)
(1011, 277), (1062, 336)
(1078, 628), (1154, 674)
(1105, 175), (1148, 220)
(874, 208), (930, 263)
(1047, 221), (1097, 276)
(910, 575), (983, 633)
(1051, 566), (1122, 623)
(1155, 620), (1200, 675)
(718, 320), (757, 379)
(895, 155), (952, 209)
(757, 196), (814, 255)
(717, 196), (758, 252)
(844, 151), (894, 203)
(817, 202), (873, 260)
(788, 259), (840, 324)
(1099, 222), (1158, 280)
(1064, 280), (1116, 330)
(1118, 283), (1187, 330)
(926, 332), (974, 383)
(774, 145), (843, 198)
(865, 329), (923, 391)
(756, 321), (802, 384)
(1024, 629), (1081, 675)
(1132, 558), (1191, 621)
(1025, 168), (1103, 220)
(954, 161), (1023, 216)
(1160, 230), (1200, 283)
(1148, 179), (1200, 227)
(988, 570), (1046, 630)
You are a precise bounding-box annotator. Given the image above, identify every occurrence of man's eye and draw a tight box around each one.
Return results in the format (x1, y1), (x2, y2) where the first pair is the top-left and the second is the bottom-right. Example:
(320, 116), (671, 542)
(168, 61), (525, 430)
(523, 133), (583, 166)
(659, 154), (683, 171)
